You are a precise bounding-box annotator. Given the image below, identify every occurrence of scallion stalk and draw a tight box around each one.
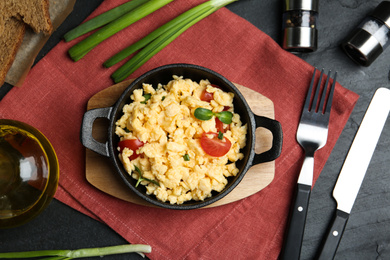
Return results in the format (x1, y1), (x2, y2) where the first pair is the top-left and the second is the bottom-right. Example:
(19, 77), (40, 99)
(111, 7), (214, 83)
(103, 1), (212, 67)
(111, 0), (238, 83)
(0, 244), (152, 259)
(68, 0), (174, 61)
(64, 0), (149, 42)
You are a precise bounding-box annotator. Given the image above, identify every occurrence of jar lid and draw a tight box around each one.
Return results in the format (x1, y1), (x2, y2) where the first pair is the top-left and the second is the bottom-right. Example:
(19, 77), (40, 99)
(283, 27), (318, 52)
(284, 0), (319, 12)
(341, 28), (384, 66)
(371, 1), (390, 28)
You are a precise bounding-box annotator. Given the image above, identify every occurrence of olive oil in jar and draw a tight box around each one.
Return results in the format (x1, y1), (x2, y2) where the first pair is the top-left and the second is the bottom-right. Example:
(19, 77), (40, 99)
(0, 120), (59, 228)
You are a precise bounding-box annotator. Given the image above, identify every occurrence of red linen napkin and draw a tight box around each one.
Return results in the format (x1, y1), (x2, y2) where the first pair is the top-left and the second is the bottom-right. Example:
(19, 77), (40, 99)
(0, 0), (359, 259)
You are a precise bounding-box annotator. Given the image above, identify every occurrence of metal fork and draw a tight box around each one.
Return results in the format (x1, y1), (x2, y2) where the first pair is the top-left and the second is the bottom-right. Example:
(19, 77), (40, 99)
(280, 68), (337, 260)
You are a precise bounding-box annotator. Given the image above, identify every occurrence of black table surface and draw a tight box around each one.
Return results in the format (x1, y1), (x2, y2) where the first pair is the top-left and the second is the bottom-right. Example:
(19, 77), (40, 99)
(1, 1), (389, 259)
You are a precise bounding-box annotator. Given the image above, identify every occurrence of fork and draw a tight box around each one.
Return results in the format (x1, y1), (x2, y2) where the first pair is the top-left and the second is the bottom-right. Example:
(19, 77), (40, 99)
(280, 68), (337, 260)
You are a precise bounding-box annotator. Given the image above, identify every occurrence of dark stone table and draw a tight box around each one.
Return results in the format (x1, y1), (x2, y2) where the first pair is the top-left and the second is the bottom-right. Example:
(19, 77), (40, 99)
(1, 1), (389, 259)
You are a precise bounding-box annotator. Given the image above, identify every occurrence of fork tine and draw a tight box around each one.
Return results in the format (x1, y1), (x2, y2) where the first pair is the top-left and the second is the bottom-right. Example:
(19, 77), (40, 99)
(318, 71), (331, 113)
(310, 69), (324, 111)
(324, 72), (337, 114)
(304, 68), (317, 110)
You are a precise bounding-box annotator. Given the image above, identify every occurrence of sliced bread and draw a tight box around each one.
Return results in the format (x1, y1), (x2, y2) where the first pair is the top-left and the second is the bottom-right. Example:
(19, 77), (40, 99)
(0, 18), (26, 86)
(0, 0), (52, 86)
(0, 0), (53, 35)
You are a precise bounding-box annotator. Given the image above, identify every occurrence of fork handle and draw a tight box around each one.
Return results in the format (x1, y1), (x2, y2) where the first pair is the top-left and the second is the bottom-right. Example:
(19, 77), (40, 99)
(279, 183), (311, 260)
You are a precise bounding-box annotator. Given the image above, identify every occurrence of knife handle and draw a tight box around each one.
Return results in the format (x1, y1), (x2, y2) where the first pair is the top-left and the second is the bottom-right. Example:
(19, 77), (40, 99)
(279, 183), (311, 260)
(316, 210), (349, 260)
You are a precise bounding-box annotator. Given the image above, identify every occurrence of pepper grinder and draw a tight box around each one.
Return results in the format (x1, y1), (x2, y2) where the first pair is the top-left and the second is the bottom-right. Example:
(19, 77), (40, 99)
(341, 1), (390, 66)
(282, 0), (319, 52)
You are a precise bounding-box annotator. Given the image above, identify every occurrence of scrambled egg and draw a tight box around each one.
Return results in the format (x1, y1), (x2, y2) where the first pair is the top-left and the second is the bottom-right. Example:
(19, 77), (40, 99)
(115, 76), (247, 204)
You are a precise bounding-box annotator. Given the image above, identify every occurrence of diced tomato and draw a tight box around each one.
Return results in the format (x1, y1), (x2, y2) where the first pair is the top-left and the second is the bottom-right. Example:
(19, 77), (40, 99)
(215, 117), (224, 133)
(200, 84), (223, 102)
(200, 132), (231, 157)
(118, 138), (145, 160)
(200, 90), (214, 102)
(215, 117), (230, 133)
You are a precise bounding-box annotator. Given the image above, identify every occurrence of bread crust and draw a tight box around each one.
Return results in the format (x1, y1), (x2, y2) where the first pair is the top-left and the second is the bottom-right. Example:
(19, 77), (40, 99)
(0, 0), (53, 86)
(41, 0), (53, 34)
(0, 18), (26, 86)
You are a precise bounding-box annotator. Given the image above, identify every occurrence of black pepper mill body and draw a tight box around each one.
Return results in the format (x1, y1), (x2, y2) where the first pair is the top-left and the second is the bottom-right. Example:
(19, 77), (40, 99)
(282, 0), (319, 52)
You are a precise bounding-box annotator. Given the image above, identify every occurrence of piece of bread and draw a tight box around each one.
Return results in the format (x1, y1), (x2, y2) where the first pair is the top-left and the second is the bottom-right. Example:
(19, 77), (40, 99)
(0, 0), (53, 35)
(0, 18), (26, 86)
(0, 0), (52, 86)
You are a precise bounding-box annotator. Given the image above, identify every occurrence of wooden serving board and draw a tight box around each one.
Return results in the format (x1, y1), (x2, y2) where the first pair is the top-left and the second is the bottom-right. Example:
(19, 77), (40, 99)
(85, 80), (275, 208)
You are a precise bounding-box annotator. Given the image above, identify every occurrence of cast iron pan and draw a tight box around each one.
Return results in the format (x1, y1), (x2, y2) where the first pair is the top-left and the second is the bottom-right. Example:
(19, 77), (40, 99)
(81, 64), (283, 210)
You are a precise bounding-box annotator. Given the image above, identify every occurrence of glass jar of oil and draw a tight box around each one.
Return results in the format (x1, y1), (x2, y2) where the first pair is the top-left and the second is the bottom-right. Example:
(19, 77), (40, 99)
(0, 119), (59, 228)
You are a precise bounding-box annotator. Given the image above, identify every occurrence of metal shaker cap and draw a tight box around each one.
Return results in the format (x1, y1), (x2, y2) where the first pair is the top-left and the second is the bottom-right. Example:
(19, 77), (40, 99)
(341, 1), (390, 66)
(283, 0), (319, 12)
(371, 1), (390, 28)
(341, 29), (384, 66)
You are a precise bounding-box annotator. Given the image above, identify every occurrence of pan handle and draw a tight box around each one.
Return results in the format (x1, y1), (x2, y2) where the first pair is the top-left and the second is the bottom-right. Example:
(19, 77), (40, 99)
(80, 107), (112, 157)
(252, 115), (283, 165)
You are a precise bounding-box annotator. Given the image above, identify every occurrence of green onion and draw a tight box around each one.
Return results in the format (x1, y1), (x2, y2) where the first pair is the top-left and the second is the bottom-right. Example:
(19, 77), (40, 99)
(0, 244), (151, 259)
(104, 0), (212, 67)
(68, 0), (174, 61)
(183, 154), (190, 161)
(194, 107), (233, 124)
(110, 0), (238, 83)
(111, 6), (214, 82)
(64, 0), (149, 42)
(141, 93), (151, 104)
(134, 165), (159, 187)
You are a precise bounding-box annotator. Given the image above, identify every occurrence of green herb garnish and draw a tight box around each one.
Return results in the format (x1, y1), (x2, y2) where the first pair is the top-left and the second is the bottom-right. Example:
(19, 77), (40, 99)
(194, 107), (214, 121)
(216, 111), (233, 124)
(183, 154), (190, 161)
(194, 108), (233, 124)
(134, 165), (159, 187)
(141, 94), (151, 104)
(218, 131), (224, 140)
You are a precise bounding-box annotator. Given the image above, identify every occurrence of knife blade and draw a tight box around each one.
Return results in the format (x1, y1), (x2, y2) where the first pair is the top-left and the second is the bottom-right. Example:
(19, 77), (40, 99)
(317, 87), (390, 260)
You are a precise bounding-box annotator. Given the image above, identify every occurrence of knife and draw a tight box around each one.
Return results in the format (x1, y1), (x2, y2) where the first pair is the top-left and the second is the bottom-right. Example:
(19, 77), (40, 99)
(316, 87), (390, 260)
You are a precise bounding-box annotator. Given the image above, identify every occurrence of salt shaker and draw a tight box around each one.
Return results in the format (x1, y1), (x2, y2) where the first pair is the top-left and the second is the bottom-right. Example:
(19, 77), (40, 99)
(342, 1), (390, 66)
(282, 0), (319, 52)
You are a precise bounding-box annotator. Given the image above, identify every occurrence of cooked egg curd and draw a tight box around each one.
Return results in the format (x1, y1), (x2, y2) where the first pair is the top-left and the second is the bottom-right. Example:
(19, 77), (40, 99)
(115, 76), (247, 204)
